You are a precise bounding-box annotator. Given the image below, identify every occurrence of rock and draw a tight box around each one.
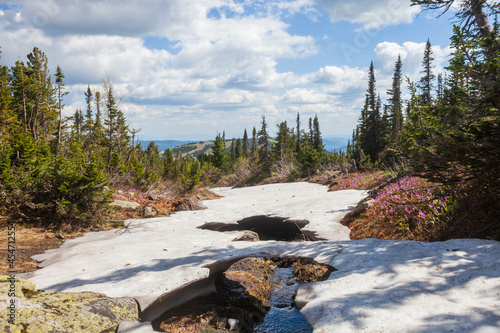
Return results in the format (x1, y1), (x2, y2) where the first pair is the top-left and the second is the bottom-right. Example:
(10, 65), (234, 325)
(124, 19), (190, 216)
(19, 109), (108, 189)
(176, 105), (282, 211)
(233, 230), (260, 242)
(143, 205), (157, 218)
(110, 200), (141, 210)
(228, 318), (240, 331)
(0, 276), (139, 333)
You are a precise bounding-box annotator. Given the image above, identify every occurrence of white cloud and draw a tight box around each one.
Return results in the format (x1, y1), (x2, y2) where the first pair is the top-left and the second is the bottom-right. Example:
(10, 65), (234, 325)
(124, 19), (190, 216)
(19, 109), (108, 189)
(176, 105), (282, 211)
(314, 0), (420, 30)
(311, 65), (366, 93)
(374, 41), (452, 80)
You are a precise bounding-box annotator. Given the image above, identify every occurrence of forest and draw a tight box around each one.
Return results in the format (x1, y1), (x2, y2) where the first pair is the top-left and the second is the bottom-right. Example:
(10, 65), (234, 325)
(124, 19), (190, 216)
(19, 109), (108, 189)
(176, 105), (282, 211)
(0, 0), (498, 241)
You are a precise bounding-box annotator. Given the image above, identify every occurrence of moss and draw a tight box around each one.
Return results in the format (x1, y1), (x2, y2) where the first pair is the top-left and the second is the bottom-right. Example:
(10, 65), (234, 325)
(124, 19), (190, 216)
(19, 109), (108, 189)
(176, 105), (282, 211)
(0, 276), (138, 332)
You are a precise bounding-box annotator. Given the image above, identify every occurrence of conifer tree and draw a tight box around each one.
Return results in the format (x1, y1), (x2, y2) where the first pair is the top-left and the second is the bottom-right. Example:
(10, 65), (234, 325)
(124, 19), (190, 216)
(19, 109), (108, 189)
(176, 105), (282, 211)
(419, 39), (435, 106)
(54, 65), (67, 155)
(359, 61), (381, 162)
(296, 112), (301, 153)
(251, 126), (257, 160)
(312, 114), (323, 152)
(242, 129), (248, 157)
(235, 138), (242, 159)
(257, 115), (270, 167)
(387, 55), (404, 139)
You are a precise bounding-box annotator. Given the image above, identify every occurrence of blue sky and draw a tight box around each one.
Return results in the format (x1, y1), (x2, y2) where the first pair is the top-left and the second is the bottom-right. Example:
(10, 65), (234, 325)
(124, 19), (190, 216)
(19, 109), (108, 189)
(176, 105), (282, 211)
(0, 0), (463, 140)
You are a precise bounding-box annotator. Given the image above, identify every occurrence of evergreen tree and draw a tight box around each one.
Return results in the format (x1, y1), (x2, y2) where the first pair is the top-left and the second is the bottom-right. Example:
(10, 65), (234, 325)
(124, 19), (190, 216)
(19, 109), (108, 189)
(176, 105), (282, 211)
(251, 127), (257, 160)
(211, 133), (226, 170)
(419, 39), (435, 106)
(242, 129), (248, 157)
(387, 55), (404, 139)
(296, 112), (301, 153)
(54, 65), (67, 155)
(312, 114), (323, 152)
(359, 61), (381, 162)
(235, 138), (242, 159)
(257, 115), (270, 168)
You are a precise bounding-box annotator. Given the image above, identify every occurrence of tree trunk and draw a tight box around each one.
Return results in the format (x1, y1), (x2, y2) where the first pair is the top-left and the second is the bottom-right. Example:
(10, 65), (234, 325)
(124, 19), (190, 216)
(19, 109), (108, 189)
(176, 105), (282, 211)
(470, 0), (492, 38)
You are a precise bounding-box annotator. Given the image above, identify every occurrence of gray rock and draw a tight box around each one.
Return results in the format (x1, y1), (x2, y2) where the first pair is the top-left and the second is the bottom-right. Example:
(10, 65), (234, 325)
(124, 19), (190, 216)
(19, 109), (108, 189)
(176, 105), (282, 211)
(143, 205), (157, 218)
(110, 200), (141, 210)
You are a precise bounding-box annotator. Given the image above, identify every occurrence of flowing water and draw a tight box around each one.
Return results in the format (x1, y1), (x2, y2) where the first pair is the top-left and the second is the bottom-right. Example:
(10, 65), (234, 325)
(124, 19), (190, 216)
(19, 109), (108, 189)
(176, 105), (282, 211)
(253, 267), (313, 333)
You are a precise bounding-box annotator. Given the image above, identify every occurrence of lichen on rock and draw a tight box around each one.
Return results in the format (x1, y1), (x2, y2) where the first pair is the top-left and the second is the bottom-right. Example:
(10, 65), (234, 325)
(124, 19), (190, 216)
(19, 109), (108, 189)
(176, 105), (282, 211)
(0, 275), (139, 333)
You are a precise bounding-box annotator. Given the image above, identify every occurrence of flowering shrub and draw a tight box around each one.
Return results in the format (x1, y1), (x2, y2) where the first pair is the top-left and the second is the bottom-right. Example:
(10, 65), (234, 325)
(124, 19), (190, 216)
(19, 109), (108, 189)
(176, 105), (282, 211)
(330, 171), (387, 190)
(368, 176), (455, 240)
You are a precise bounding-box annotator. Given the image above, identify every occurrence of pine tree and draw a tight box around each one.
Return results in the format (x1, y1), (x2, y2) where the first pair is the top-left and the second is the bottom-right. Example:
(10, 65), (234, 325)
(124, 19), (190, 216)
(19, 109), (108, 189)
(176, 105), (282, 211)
(296, 112), (301, 153)
(419, 39), (435, 106)
(387, 55), (404, 140)
(312, 115), (323, 152)
(242, 129), (248, 157)
(211, 133), (226, 170)
(26, 47), (57, 143)
(235, 138), (242, 159)
(359, 61), (381, 162)
(257, 115), (270, 167)
(54, 65), (67, 155)
(251, 127), (257, 160)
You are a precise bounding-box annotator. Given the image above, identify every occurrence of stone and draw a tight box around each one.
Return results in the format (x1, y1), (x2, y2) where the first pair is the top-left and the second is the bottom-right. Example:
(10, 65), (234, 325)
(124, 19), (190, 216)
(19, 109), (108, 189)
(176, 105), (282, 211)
(228, 318), (240, 331)
(143, 205), (157, 218)
(110, 200), (140, 210)
(0, 276), (139, 333)
(233, 230), (260, 242)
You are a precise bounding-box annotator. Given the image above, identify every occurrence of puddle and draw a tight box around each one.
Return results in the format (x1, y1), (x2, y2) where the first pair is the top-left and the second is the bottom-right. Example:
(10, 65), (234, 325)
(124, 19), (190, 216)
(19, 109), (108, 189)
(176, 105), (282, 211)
(198, 215), (324, 241)
(153, 257), (334, 332)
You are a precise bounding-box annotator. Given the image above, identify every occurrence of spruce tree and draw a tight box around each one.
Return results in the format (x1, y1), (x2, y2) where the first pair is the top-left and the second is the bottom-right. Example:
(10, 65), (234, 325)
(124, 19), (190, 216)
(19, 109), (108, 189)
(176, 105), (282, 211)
(296, 112), (301, 153)
(257, 115), (270, 167)
(312, 115), (323, 152)
(387, 55), (404, 140)
(242, 129), (248, 157)
(419, 39), (435, 106)
(251, 127), (257, 160)
(54, 65), (67, 155)
(359, 61), (381, 162)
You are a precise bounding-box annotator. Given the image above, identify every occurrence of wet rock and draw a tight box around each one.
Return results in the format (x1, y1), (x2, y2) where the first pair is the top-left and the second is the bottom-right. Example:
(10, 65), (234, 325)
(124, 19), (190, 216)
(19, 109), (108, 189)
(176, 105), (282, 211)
(110, 200), (140, 210)
(143, 205), (157, 218)
(0, 276), (139, 333)
(228, 318), (240, 330)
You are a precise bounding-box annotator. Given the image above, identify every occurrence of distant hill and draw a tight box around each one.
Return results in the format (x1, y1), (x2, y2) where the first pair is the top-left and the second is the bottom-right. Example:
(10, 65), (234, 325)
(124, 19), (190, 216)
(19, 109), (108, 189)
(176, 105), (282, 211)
(139, 140), (196, 152)
(141, 137), (348, 157)
(323, 137), (349, 152)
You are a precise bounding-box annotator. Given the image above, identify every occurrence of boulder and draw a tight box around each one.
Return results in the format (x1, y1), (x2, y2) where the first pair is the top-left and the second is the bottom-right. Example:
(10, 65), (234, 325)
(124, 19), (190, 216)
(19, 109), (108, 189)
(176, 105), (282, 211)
(143, 205), (157, 218)
(110, 200), (141, 210)
(0, 276), (139, 333)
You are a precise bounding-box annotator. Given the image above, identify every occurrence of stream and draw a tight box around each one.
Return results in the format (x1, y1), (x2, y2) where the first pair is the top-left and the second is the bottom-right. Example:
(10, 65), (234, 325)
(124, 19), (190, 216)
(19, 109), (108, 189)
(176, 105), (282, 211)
(253, 266), (313, 332)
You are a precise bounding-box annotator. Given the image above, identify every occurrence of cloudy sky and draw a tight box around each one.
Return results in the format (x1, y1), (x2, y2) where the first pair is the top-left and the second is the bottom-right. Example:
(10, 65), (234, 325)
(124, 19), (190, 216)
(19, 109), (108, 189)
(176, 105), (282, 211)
(0, 0), (456, 140)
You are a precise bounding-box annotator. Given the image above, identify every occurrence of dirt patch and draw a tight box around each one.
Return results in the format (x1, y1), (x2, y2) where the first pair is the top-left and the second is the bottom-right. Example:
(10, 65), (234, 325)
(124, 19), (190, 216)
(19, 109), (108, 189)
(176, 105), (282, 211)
(0, 223), (85, 275)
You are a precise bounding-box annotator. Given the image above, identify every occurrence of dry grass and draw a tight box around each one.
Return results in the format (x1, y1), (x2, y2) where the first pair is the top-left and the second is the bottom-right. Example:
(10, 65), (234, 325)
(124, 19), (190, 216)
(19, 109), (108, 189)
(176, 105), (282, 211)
(0, 186), (220, 276)
(0, 222), (85, 275)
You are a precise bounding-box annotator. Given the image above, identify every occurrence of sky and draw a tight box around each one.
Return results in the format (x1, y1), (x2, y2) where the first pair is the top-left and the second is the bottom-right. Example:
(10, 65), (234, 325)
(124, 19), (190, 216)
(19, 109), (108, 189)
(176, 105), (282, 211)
(0, 0), (460, 140)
